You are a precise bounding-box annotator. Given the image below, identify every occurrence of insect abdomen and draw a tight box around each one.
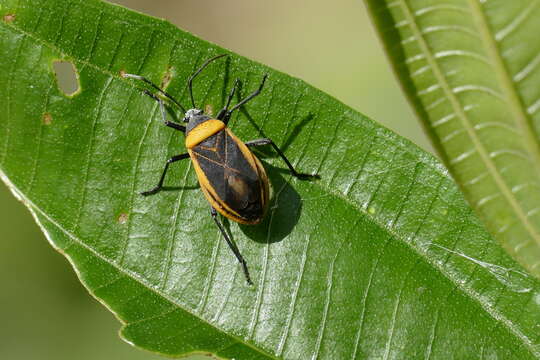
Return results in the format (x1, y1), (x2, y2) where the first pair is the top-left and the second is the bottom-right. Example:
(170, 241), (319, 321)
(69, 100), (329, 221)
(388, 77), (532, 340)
(189, 126), (269, 224)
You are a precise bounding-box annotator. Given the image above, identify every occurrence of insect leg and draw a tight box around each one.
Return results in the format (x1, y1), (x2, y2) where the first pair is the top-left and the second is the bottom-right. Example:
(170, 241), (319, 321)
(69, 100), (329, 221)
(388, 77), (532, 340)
(141, 153), (190, 196)
(217, 78), (240, 123)
(225, 74), (268, 121)
(122, 73), (186, 113)
(211, 207), (253, 285)
(245, 138), (319, 179)
(142, 90), (186, 132)
(187, 54), (228, 109)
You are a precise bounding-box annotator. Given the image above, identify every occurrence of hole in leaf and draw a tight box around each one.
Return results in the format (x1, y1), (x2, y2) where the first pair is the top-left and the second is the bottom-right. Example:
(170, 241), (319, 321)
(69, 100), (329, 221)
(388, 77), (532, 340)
(53, 60), (80, 96)
(42, 113), (52, 125)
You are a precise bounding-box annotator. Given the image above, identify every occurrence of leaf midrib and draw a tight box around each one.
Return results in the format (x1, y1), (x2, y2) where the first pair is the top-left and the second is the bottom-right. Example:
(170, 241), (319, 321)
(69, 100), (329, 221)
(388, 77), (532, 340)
(396, 0), (540, 249)
(467, 0), (540, 195)
(1, 12), (538, 358)
(467, 0), (540, 264)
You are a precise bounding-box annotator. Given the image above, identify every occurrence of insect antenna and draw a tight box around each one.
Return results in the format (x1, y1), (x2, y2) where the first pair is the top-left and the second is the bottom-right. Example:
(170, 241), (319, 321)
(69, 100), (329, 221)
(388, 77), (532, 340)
(122, 73), (187, 113)
(187, 54), (228, 109)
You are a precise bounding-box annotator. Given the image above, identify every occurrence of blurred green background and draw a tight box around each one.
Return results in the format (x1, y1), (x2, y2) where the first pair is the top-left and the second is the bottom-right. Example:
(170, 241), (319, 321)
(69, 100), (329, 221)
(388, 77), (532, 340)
(0, 1), (431, 359)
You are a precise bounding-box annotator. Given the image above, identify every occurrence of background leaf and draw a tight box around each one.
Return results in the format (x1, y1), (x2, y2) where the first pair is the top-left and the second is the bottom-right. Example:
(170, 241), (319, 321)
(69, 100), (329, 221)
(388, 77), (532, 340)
(1, 0), (540, 358)
(365, 0), (540, 278)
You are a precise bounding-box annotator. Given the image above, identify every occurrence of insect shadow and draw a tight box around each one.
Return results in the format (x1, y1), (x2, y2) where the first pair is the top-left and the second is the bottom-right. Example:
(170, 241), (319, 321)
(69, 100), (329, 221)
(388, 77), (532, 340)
(232, 106), (315, 244)
(217, 161), (303, 245)
(234, 83), (315, 162)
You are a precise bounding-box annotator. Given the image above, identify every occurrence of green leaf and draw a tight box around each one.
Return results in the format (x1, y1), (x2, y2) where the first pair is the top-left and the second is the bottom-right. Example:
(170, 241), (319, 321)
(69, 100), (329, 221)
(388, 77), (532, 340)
(365, 0), (540, 278)
(1, 0), (540, 358)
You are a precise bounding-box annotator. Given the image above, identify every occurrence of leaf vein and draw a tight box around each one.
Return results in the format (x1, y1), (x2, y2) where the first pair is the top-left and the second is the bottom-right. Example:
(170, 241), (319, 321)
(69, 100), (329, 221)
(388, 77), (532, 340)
(74, 76), (113, 231)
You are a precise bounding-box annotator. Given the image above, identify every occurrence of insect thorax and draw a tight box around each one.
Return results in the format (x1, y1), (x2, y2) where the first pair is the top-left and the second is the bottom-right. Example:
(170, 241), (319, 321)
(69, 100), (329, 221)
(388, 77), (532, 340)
(184, 109), (213, 134)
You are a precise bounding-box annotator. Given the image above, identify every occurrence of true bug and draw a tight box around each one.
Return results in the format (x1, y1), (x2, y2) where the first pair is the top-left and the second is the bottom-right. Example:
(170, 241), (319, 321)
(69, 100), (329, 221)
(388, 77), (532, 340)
(123, 55), (317, 284)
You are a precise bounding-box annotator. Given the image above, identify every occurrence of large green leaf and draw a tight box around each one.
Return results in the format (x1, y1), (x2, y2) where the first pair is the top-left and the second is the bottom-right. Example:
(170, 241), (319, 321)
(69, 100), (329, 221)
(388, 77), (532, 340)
(365, 0), (540, 278)
(1, 0), (540, 358)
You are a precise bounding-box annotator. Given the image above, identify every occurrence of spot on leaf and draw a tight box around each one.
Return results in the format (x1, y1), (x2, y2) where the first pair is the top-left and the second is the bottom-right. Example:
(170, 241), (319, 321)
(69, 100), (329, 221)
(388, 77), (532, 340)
(117, 213), (128, 225)
(205, 104), (214, 116)
(42, 113), (52, 125)
(161, 66), (174, 89)
(3, 13), (15, 23)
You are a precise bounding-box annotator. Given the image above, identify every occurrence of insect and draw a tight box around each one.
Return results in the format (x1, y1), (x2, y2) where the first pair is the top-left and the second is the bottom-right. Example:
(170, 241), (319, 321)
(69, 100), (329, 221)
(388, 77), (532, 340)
(123, 54), (317, 284)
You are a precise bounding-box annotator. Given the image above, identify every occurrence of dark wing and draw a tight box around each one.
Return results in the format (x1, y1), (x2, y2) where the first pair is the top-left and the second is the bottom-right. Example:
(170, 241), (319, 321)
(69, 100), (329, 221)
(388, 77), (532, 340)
(192, 130), (265, 222)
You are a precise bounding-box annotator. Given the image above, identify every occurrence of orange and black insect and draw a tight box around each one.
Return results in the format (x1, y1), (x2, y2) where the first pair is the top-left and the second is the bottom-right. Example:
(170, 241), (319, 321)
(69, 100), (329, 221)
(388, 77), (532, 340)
(123, 55), (317, 284)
